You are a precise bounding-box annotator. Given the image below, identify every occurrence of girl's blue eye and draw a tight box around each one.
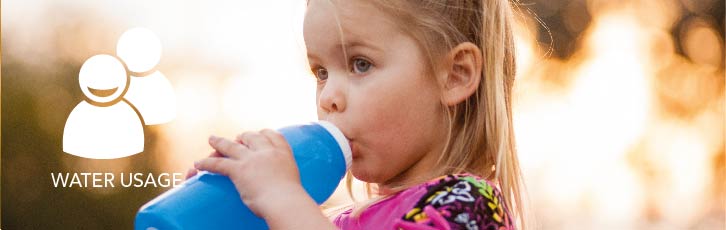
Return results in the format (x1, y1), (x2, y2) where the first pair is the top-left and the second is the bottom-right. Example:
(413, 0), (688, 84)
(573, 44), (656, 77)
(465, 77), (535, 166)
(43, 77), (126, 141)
(315, 68), (328, 81)
(352, 58), (372, 74)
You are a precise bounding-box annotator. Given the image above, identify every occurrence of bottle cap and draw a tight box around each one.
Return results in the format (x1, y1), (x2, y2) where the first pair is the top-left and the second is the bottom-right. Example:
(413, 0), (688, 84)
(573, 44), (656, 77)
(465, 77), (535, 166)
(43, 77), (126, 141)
(316, 121), (352, 170)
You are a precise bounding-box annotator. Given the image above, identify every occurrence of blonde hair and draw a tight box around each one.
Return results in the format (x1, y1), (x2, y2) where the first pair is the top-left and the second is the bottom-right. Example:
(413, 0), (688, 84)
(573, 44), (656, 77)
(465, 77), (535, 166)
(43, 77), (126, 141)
(320, 0), (527, 228)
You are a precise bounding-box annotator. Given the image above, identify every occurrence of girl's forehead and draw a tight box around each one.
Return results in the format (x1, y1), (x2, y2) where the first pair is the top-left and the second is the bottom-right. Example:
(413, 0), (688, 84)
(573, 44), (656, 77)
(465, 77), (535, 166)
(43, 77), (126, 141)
(303, 0), (400, 49)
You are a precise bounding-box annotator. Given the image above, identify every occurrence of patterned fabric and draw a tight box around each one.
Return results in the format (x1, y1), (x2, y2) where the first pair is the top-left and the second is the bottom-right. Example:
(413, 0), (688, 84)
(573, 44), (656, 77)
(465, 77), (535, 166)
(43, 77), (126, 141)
(332, 174), (514, 230)
(396, 174), (513, 230)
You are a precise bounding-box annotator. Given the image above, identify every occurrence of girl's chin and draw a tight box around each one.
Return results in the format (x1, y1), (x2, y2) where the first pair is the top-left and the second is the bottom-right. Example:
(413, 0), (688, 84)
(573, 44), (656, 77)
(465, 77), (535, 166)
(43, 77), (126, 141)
(350, 164), (390, 184)
(350, 165), (379, 183)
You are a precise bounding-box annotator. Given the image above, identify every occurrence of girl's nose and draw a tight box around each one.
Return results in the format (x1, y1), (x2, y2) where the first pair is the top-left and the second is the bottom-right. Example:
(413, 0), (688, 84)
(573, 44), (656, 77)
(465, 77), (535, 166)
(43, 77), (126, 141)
(318, 77), (347, 114)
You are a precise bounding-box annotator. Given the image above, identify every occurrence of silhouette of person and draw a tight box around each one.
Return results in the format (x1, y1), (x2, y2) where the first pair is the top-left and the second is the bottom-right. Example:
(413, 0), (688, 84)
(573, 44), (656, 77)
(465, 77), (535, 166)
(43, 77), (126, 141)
(117, 27), (176, 125)
(63, 54), (144, 159)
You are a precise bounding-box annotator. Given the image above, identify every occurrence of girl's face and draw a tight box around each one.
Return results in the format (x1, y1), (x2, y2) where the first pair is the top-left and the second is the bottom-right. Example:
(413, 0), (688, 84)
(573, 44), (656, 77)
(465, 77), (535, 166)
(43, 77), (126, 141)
(304, 0), (447, 186)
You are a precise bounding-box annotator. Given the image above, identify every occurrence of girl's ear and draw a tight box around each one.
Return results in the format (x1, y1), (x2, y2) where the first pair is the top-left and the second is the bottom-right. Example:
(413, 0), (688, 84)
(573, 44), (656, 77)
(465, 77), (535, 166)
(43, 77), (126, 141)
(438, 42), (483, 106)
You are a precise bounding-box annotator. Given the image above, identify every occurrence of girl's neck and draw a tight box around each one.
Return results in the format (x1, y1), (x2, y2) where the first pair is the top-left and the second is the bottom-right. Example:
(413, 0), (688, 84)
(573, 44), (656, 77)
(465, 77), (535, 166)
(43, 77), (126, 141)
(377, 130), (448, 194)
(378, 153), (442, 195)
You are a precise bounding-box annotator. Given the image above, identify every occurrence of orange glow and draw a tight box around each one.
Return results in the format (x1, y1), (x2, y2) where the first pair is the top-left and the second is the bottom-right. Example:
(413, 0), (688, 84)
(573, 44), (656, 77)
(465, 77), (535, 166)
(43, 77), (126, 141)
(512, 4), (723, 228)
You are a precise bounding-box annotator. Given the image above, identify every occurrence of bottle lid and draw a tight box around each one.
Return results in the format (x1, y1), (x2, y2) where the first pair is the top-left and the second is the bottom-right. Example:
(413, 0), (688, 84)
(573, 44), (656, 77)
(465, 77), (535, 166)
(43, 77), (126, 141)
(316, 121), (352, 170)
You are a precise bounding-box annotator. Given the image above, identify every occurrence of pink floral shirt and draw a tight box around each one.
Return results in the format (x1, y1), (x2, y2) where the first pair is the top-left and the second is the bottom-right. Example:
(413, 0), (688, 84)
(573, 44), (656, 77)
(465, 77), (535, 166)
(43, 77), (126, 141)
(333, 174), (513, 230)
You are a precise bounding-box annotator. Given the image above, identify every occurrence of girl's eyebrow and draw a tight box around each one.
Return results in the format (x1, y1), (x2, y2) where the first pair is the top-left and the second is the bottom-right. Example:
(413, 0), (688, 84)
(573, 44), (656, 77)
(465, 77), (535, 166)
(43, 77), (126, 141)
(307, 53), (321, 63)
(307, 39), (382, 63)
(336, 40), (382, 52)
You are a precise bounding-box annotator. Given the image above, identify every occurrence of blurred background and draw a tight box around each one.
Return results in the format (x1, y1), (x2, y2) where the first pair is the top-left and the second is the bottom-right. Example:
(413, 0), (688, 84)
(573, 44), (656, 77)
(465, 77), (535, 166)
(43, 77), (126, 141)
(1, 0), (724, 229)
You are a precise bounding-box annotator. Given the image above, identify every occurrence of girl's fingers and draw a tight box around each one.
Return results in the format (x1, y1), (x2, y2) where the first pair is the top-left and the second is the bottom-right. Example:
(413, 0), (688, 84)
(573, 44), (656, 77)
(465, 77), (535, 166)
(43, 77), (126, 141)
(260, 129), (290, 150)
(194, 157), (234, 176)
(209, 150), (223, 158)
(208, 135), (246, 159)
(236, 132), (272, 150)
(185, 168), (198, 179)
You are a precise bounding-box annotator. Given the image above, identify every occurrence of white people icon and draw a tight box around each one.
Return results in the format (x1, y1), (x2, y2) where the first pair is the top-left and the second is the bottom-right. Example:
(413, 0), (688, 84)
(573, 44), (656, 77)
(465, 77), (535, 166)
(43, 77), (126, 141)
(62, 55), (145, 159)
(118, 28), (176, 125)
(63, 27), (176, 159)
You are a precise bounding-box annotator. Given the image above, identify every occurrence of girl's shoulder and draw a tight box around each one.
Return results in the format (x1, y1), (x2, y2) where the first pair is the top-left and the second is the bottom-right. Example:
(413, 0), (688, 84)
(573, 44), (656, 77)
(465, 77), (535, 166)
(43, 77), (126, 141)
(396, 173), (514, 230)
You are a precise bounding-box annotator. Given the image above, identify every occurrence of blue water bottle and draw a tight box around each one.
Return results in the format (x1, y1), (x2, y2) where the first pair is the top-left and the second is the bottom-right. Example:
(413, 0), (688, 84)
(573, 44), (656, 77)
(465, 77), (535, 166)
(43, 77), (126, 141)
(134, 121), (351, 230)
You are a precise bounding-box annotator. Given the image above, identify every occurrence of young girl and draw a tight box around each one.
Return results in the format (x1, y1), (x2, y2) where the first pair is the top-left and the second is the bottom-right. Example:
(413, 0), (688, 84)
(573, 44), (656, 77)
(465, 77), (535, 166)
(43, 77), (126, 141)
(190, 0), (525, 229)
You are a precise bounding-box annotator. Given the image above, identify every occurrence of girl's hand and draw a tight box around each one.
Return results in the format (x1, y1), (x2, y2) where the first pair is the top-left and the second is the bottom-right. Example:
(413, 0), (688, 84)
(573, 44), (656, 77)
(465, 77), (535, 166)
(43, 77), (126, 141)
(185, 151), (222, 179)
(193, 129), (304, 219)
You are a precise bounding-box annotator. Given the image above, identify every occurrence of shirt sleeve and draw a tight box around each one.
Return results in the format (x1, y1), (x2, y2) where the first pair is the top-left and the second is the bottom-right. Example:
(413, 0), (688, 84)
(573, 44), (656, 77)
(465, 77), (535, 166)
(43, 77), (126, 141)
(396, 174), (514, 230)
